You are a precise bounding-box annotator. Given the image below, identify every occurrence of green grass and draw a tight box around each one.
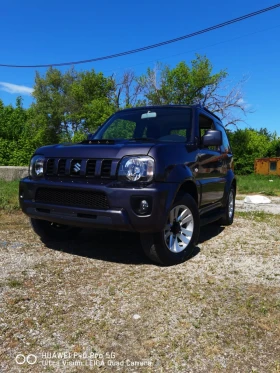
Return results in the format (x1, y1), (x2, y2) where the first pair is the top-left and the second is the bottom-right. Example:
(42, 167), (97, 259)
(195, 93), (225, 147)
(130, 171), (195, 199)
(235, 210), (280, 224)
(0, 180), (20, 211)
(237, 174), (280, 196)
(6, 278), (23, 288)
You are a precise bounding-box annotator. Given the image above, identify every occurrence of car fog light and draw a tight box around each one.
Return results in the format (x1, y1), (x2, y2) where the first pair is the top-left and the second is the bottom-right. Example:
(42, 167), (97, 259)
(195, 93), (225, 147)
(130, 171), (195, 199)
(140, 200), (149, 213)
(131, 196), (152, 215)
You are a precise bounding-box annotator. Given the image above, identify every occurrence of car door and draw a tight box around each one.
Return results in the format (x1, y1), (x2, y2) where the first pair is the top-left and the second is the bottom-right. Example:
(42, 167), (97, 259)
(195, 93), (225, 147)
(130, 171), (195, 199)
(215, 121), (233, 187)
(195, 114), (225, 206)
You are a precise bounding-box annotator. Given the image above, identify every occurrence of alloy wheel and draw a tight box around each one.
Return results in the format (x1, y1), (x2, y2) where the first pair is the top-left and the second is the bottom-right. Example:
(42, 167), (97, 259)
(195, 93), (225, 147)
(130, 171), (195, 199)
(164, 205), (194, 253)
(228, 190), (234, 219)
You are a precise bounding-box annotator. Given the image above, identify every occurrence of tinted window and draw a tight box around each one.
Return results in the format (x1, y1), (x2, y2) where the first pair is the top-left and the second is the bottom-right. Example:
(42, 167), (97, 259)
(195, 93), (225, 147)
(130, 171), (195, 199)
(199, 115), (219, 151)
(102, 119), (136, 139)
(215, 123), (231, 153)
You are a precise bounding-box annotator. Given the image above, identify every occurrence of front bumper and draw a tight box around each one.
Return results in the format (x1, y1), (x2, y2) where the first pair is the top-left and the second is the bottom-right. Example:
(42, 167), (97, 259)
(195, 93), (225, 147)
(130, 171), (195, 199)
(19, 178), (178, 233)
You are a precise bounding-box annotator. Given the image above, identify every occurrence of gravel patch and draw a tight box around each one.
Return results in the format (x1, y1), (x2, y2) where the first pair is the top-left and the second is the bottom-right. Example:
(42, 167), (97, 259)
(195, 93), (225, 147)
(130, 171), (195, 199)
(0, 211), (279, 373)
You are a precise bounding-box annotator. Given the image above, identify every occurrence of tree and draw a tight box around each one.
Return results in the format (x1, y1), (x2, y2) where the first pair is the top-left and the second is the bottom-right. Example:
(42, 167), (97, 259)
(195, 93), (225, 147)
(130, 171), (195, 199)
(114, 70), (146, 109)
(0, 97), (38, 165)
(135, 55), (249, 127)
(0, 97), (28, 140)
(31, 67), (117, 143)
(228, 128), (271, 174)
(139, 57), (226, 104)
(201, 75), (249, 127)
(29, 56), (250, 145)
(265, 137), (280, 157)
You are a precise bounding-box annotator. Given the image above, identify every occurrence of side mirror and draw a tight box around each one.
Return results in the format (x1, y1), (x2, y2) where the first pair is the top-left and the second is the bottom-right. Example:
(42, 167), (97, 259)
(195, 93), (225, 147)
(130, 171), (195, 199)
(201, 130), (222, 147)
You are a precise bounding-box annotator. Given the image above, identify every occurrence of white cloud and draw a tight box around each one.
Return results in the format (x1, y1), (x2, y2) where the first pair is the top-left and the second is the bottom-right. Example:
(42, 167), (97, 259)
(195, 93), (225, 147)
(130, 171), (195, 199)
(0, 82), (33, 95)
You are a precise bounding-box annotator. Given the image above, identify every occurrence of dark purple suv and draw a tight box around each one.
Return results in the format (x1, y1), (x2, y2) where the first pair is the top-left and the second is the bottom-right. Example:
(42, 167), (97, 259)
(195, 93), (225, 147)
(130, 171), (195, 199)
(19, 105), (236, 265)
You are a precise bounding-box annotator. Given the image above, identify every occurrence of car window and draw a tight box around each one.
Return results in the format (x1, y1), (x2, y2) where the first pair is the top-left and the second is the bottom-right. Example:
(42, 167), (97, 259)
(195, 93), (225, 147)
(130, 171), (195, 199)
(96, 108), (192, 142)
(102, 119), (136, 139)
(170, 129), (186, 137)
(199, 114), (219, 151)
(215, 123), (232, 154)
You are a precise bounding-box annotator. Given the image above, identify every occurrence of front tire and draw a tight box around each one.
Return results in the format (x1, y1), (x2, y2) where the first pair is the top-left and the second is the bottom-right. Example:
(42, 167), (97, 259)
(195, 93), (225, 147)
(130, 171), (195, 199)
(141, 194), (200, 266)
(30, 218), (81, 242)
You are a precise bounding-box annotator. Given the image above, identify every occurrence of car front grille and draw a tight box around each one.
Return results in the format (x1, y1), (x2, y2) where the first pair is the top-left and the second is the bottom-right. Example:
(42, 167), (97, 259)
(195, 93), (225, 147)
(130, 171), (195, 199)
(58, 159), (66, 175)
(35, 188), (110, 210)
(101, 159), (112, 178)
(86, 160), (96, 176)
(46, 158), (113, 178)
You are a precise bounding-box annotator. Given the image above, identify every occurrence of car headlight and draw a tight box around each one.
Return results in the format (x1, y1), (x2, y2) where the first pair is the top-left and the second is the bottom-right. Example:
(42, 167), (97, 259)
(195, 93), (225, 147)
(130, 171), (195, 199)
(29, 155), (45, 178)
(118, 156), (154, 183)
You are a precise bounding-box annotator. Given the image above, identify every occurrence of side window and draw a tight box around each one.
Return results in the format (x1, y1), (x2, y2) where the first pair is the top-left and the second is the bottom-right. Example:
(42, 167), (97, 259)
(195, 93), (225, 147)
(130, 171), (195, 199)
(170, 129), (186, 137)
(215, 123), (231, 154)
(199, 114), (218, 151)
(102, 119), (136, 139)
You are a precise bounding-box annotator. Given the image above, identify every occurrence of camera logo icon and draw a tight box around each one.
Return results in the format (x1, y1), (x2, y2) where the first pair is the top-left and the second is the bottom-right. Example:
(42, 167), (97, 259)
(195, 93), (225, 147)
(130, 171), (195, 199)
(15, 354), (37, 365)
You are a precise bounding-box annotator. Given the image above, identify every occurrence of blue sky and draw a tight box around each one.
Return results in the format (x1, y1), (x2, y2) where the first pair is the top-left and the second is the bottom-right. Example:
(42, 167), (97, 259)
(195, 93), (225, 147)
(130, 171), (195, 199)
(0, 0), (280, 134)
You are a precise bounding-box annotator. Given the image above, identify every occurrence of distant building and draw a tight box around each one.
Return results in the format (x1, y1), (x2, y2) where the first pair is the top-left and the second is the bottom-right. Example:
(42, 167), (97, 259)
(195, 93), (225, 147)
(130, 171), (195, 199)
(254, 157), (280, 175)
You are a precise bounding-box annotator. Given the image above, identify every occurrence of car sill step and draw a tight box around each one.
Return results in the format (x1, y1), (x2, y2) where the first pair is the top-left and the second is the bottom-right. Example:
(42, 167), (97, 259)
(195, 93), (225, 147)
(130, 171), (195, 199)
(200, 211), (224, 227)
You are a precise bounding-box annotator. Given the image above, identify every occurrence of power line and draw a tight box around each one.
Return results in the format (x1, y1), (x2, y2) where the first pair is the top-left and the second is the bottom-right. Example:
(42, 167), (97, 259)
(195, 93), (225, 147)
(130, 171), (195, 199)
(101, 24), (280, 74)
(1, 3), (280, 68)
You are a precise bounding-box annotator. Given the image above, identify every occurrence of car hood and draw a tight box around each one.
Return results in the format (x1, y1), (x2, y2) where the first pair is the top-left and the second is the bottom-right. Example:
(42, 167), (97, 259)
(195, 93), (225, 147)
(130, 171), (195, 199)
(35, 141), (155, 159)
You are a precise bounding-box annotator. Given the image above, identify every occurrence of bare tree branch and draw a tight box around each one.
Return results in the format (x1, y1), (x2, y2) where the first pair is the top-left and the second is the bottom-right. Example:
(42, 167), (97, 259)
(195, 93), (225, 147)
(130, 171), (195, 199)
(203, 75), (253, 127)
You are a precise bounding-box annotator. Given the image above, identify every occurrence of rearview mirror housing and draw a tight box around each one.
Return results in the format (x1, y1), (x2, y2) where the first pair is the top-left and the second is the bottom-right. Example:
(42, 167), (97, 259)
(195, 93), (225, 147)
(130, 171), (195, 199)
(201, 130), (222, 147)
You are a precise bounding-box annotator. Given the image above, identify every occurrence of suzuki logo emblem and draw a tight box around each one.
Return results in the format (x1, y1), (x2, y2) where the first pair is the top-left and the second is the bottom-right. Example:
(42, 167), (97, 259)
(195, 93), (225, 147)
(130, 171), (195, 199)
(73, 162), (81, 173)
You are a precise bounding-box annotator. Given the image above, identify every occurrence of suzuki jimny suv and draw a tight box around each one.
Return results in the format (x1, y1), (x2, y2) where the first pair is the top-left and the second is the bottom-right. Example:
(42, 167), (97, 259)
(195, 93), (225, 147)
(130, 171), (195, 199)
(19, 105), (236, 265)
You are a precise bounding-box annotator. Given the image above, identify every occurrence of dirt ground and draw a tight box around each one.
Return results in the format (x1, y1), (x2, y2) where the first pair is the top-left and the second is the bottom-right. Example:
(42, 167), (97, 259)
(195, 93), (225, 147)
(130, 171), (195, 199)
(0, 205), (279, 373)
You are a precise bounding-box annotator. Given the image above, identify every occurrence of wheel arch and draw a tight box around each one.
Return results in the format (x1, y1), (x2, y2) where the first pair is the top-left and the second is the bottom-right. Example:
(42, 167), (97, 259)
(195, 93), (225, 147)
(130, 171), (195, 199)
(231, 177), (237, 193)
(175, 179), (199, 206)
(223, 171), (237, 205)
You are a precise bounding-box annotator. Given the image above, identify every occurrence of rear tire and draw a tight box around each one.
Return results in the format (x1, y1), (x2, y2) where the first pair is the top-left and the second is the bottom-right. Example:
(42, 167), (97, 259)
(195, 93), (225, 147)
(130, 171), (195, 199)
(30, 218), (81, 242)
(141, 194), (200, 266)
(220, 186), (235, 226)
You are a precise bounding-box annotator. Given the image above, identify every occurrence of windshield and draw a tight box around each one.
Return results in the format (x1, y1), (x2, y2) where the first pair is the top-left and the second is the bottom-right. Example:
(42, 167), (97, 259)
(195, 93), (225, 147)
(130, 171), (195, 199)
(94, 108), (192, 142)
